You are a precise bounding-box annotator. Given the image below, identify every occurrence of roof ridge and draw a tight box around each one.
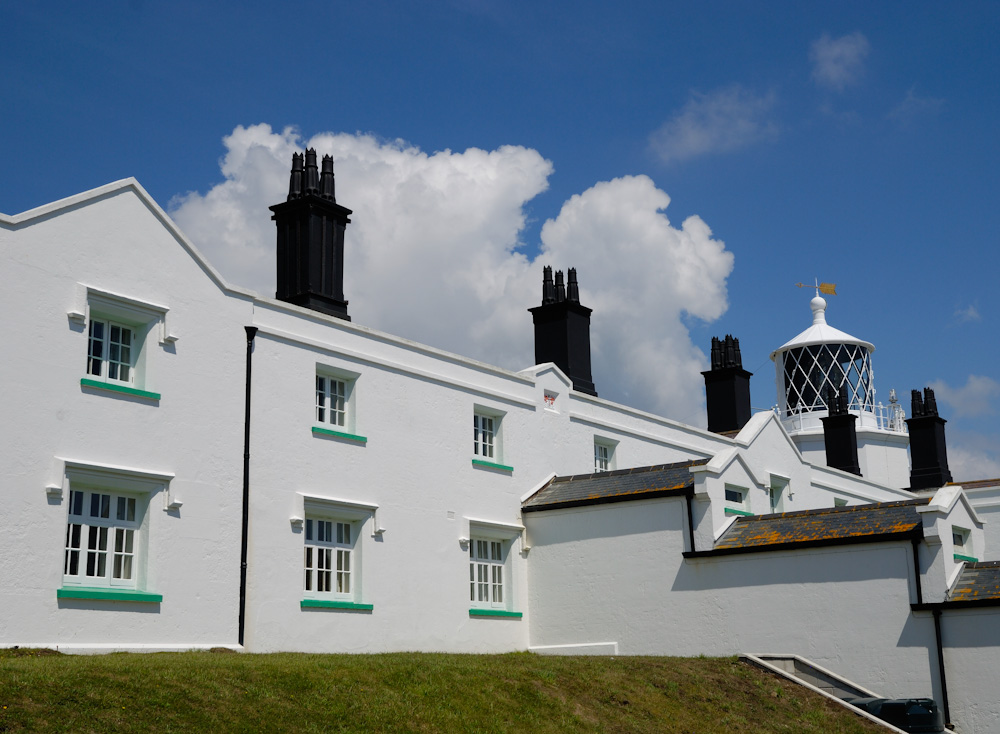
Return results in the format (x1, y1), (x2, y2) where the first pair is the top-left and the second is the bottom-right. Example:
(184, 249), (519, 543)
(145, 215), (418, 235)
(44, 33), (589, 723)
(732, 497), (930, 523)
(551, 458), (708, 484)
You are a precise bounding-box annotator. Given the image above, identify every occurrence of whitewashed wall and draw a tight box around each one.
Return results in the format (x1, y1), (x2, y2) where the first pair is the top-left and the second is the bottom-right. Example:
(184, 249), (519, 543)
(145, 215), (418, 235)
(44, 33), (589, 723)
(524, 499), (932, 694)
(238, 300), (751, 653)
(936, 607), (1000, 734)
(0, 183), (252, 650)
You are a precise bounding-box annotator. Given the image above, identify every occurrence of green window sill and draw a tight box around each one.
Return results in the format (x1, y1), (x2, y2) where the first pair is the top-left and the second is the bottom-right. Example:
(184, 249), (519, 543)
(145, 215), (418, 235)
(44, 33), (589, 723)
(954, 553), (979, 563)
(724, 508), (754, 517)
(469, 609), (522, 619)
(81, 378), (161, 402)
(312, 426), (368, 444)
(471, 459), (513, 473)
(301, 599), (373, 611)
(58, 587), (162, 603)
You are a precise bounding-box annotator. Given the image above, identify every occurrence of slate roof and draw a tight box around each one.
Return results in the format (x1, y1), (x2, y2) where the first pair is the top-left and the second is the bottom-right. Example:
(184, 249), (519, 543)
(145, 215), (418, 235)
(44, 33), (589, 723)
(950, 561), (1000, 603)
(521, 459), (708, 512)
(712, 498), (930, 553)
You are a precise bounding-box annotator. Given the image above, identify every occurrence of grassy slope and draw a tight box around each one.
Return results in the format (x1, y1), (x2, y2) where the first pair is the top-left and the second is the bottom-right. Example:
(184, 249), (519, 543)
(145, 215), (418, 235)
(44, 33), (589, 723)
(0, 650), (884, 733)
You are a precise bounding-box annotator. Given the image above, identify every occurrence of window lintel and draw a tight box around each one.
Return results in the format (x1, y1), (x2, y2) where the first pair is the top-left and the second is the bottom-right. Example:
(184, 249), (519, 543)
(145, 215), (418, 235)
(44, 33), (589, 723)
(62, 459), (173, 495)
(466, 517), (523, 542)
(81, 285), (174, 342)
(298, 493), (381, 530)
(315, 363), (361, 381)
(473, 403), (505, 419)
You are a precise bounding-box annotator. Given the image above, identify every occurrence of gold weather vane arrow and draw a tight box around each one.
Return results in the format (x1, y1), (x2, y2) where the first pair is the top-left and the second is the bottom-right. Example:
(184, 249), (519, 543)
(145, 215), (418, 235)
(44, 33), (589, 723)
(795, 280), (837, 296)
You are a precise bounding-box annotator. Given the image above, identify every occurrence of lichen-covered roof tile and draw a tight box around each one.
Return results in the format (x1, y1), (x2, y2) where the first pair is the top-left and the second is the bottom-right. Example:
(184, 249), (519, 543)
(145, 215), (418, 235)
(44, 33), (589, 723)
(950, 561), (1000, 602)
(714, 498), (930, 551)
(522, 459), (708, 512)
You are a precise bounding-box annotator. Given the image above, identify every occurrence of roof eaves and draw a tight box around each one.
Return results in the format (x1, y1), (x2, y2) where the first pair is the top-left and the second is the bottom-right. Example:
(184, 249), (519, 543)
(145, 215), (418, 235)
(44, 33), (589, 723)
(684, 527), (923, 559)
(522, 485), (692, 513)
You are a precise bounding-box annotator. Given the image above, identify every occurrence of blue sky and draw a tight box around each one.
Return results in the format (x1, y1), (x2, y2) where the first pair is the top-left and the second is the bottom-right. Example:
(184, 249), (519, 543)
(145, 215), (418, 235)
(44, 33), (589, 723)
(3, 1), (999, 478)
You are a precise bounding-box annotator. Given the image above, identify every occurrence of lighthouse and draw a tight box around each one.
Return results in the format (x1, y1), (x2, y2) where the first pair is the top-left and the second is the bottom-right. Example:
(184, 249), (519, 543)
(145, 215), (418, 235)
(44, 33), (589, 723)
(770, 293), (910, 487)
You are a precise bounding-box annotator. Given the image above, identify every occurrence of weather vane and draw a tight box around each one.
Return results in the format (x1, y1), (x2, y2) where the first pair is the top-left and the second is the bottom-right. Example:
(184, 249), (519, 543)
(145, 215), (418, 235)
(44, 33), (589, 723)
(795, 278), (837, 296)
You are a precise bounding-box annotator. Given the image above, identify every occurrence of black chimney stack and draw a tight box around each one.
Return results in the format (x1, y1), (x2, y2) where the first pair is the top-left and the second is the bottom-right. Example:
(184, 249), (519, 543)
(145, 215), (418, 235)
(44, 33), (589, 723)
(270, 149), (353, 320)
(701, 335), (752, 433)
(907, 387), (953, 490)
(528, 266), (597, 396)
(821, 384), (862, 475)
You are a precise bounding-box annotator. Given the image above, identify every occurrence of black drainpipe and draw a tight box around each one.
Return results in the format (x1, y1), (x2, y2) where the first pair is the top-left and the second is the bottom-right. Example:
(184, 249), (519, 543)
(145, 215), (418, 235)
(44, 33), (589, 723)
(910, 537), (923, 605)
(239, 326), (258, 647)
(685, 490), (696, 553)
(932, 609), (951, 727)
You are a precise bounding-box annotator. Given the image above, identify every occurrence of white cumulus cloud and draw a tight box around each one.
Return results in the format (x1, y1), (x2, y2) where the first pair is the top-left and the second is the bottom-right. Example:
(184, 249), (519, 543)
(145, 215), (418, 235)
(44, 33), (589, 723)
(810, 32), (870, 92)
(170, 124), (733, 422)
(539, 176), (733, 421)
(649, 85), (778, 165)
(929, 375), (1000, 419)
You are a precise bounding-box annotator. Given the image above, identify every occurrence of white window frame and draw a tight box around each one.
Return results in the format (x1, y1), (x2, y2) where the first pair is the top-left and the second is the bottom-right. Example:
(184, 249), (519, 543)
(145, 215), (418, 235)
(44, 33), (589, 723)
(470, 538), (506, 608)
(314, 365), (360, 434)
(87, 318), (136, 386)
(593, 437), (618, 473)
(465, 519), (522, 614)
(473, 406), (505, 463)
(724, 484), (751, 516)
(64, 489), (143, 589)
(304, 518), (355, 599)
(78, 288), (168, 395)
(299, 494), (376, 605)
(768, 475), (789, 514)
(952, 525), (975, 562)
(58, 460), (171, 593)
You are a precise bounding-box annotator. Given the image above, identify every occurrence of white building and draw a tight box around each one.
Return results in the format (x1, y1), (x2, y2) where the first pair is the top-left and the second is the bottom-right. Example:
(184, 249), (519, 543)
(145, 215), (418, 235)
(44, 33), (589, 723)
(1, 150), (998, 732)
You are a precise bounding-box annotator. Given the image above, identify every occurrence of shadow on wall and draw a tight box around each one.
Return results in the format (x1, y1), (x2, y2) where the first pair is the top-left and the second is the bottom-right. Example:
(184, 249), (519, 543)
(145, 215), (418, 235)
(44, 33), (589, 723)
(671, 543), (912, 591)
(526, 498), (686, 546)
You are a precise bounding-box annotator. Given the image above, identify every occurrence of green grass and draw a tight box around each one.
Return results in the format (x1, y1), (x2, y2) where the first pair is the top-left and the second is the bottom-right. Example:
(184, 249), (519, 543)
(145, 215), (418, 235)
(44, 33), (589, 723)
(0, 649), (884, 733)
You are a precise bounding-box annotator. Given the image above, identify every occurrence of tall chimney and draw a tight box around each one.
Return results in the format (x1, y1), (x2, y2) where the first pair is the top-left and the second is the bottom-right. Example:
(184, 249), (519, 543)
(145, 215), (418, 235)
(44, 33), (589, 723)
(821, 384), (862, 475)
(528, 266), (597, 396)
(701, 335), (752, 433)
(270, 149), (353, 320)
(907, 387), (953, 490)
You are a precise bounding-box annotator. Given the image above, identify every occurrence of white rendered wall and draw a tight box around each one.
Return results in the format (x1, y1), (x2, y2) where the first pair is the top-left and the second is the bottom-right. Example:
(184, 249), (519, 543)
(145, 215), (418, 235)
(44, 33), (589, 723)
(961, 482), (1000, 558)
(789, 428), (911, 490)
(526, 499), (937, 695)
(0, 185), (251, 649)
(935, 607), (1000, 734)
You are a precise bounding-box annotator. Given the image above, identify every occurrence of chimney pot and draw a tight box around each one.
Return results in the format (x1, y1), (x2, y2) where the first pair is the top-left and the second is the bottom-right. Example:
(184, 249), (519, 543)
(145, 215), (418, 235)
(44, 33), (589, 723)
(907, 386), (953, 490)
(821, 386), (862, 475)
(529, 266), (597, 396)
(319, 155), (336, 201)
(304, 148), (320, 196)
(702, 335), (752, 433)
(287, 152), (304, 200)
(542, 266), (555, 305)
(271, 151), (353, 320)
(567, 268), (580, 303)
